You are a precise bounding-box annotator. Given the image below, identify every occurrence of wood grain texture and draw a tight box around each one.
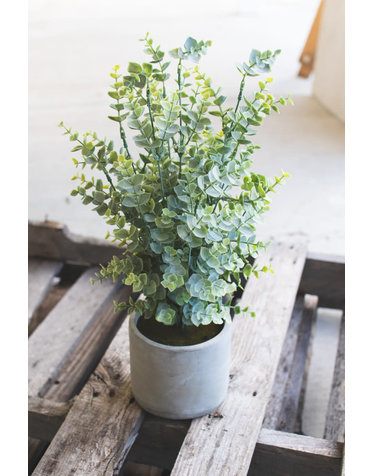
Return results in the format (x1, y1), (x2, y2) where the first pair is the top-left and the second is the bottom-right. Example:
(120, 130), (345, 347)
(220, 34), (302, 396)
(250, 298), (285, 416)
(299, 252), (345, 309)
(38, 284), (133, 401)
(28, 267), (115, 397)
(275, 294), (318, 432)
(28, 396), (73, 441)
(324, 313), (345, 442)
(28, 220), (120, 265)
(29, 263), (87, 337)
(127, 415), (343, 476)
(32, 315), (144, 476)
(28, 258), (63, 322)
(28, 278), (131, 473)
(263, 295), (304, 429)
(248, 428), (343, 476)
(171, 240), (307, 476)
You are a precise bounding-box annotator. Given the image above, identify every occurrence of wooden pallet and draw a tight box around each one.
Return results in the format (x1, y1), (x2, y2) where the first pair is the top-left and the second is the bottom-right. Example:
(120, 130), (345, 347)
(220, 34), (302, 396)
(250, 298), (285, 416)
(28, 220), (345, 475)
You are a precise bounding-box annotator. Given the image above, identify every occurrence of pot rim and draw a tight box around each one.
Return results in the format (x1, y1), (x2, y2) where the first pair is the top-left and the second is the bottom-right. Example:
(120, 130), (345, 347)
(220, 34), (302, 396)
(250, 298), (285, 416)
(130, 312), (231, 352)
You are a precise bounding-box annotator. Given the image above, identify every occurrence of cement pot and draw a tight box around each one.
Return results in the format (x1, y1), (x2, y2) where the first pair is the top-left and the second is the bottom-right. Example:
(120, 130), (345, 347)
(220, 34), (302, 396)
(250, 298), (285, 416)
(129, 313), (232, 419)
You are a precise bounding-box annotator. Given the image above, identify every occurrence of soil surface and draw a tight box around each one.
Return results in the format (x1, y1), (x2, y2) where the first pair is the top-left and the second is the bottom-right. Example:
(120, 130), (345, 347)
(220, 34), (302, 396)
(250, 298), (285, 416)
(136, 316), (224, 346)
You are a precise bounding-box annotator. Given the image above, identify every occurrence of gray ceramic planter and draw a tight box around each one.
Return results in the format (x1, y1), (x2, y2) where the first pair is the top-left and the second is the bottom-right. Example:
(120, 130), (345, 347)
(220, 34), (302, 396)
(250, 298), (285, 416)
(129, 313), (232, 419)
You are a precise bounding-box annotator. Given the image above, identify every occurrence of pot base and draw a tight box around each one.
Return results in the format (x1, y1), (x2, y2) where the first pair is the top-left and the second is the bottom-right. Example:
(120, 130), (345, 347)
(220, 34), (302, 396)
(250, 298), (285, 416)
(133, 393), (224, 420)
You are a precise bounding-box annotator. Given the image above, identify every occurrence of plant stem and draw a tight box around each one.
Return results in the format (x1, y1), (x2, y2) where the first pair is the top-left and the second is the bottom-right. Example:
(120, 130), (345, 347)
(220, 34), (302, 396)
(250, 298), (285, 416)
(235, 74), (246, 113)
(146, 79), (166, 202)
(146, 80), (156, 140)
(177, 59), (184, 178)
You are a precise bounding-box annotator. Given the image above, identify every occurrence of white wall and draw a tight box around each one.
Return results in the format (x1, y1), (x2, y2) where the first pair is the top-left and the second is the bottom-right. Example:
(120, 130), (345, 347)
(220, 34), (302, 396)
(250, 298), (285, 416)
(313, 0), (345, 122)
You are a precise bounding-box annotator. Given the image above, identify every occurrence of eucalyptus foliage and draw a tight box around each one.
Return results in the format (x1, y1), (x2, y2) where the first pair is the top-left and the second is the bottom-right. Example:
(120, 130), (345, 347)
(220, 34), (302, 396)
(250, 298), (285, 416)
(60, 34), (292, 328)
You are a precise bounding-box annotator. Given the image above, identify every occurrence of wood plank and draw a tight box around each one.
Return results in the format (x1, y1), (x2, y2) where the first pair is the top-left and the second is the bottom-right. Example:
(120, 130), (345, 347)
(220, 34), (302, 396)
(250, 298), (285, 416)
(128, 418), (343, 476)
(298, 0), (325, 78)
(28, 258), (63, 322)
(28, 267), (115, 397)
(32, 314), (144, 476)
(324, 313), (345, 442)
(171, 239), (307, 476)
(28, 396), (72, 441)
(29, 263), (87, 337)
(28, 281), (132, 472)
(38, 285), (133, 401)
(248, 428), (343, 476)
(28, 220), (120, 265)
(263, 295), (304, 429)
(274, 294), (318, 432)
(299, 252), (344, 309)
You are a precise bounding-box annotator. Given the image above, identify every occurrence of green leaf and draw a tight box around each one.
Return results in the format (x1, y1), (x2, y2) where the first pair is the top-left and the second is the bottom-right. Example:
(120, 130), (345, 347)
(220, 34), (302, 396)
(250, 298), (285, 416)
(184, 37), (197, 50)
(128, 62), (142, 73)
(155, 302), (177, 326)
(142, 62), (153, 75)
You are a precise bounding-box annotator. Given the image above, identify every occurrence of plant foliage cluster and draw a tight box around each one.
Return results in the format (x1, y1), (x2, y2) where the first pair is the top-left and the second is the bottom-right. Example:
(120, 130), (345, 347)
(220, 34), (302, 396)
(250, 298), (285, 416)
(60, 34), (292, 327)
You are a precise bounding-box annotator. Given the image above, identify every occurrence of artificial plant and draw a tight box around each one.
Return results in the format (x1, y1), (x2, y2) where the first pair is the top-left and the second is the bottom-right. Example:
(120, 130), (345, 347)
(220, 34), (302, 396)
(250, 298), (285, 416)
(60, 34), (292, 328)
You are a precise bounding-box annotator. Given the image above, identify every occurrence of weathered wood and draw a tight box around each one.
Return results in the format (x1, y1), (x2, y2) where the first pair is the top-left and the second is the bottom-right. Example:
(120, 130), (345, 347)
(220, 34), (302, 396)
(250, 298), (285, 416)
(324, 313), (345, 442)
(39, 284), (133, 401)
(28, 276), (131, 472)
(298, 0), (325, 78)
(28, 267), (115, 397)
(28, 258), (63, 322)
(28, 263), (86, 337)
(28, 396), (72, 441)
(128, 418), (343, 476)
(248, 428), (343, 476)
(32, 315), (144, 476)
(28, 220), (120, 265)
(299, 252), (345, 309)
(275, 294), (318, 432)
(171, 240), (307, 476)
(263, 295), (304, 429)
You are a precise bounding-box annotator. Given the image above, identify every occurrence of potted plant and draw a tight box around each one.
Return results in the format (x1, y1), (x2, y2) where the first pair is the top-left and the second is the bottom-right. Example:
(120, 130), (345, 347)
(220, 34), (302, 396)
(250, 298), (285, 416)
(60, 34), (291, 419)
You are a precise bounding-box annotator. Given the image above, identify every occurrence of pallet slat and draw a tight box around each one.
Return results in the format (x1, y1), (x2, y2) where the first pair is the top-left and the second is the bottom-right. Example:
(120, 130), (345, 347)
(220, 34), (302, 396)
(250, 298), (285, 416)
(28, 267), (115, 397)
(37, 285), (133, 402)
(171, 240), (307, 476)
(271, 294), (318, 432)
(28, 268), (127, 472)
(32, 315), (144, 476)
(28, 396), (72, 441)
(28, 258), (63, 322)
(299, 252), (344, 309)
(324, 313), (345, 442)
(28, 220), (119, 265)
(263, 295), (304, 429)
(248, 428), (343, 476)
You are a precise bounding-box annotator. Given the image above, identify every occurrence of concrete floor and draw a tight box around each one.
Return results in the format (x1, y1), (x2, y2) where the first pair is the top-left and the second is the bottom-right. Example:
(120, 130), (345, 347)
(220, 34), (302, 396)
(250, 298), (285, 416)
(29, 0), (344, 439)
